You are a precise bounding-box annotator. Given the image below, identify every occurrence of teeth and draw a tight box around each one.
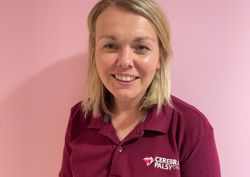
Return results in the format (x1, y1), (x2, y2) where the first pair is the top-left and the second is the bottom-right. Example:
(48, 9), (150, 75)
(115, 75), (136, 81)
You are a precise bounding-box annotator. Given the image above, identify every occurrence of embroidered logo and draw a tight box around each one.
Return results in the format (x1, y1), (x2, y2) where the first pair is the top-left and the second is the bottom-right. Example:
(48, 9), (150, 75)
(143, 157), (154, 166)
(143, 156), (180, 171)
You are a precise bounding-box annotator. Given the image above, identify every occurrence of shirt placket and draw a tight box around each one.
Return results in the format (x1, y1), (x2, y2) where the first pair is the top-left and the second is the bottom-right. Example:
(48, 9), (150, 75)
(108, 144), (126, 177)
(100, 123), (145, 177)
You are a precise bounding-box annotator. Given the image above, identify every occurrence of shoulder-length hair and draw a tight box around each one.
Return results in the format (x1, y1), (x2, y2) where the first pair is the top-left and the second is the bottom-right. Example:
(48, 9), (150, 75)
(82, 0), (173, 117)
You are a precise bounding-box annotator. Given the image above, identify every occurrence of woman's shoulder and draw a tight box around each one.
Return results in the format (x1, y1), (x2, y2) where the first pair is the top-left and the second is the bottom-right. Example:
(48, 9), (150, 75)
(68, 101), (91, 126)
(169, 95), (214, 136)
(70, 101), (83, 117)
(66, 101), (94, 140)
(167, 96), (219, 170)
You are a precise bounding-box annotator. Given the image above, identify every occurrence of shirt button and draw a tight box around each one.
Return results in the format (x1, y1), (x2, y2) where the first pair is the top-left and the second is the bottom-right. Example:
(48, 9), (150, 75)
(117, 146), (123, 152)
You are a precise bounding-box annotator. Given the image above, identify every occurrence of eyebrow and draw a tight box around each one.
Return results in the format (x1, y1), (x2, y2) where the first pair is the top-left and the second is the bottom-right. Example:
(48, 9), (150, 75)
(97, 35), (156, 42)
(97, 35), (117, 41)
(133, 36), (156, 43)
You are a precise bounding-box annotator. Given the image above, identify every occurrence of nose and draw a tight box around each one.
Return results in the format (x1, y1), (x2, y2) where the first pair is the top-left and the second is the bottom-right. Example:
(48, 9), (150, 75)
(116, 46), (134, 69)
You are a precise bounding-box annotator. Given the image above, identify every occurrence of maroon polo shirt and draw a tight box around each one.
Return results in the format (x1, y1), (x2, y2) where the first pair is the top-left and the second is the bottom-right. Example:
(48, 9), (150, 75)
(59, 95), (221, 177)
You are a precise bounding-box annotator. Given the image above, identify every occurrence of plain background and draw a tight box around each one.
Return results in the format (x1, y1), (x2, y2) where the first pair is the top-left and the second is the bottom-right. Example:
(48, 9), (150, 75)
(0, 0), (250, 177)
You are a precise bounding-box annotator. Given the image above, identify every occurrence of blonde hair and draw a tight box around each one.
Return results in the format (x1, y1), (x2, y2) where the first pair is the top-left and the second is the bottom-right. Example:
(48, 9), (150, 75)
(83, 0), (173, 117)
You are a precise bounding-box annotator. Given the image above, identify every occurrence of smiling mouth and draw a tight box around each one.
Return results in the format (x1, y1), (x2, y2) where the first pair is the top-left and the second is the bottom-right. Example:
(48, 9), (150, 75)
(111, 74), (139, 82)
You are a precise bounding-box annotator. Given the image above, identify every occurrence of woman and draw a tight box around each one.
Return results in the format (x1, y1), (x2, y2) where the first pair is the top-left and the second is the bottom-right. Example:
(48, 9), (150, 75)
(59, 0), (221, 176)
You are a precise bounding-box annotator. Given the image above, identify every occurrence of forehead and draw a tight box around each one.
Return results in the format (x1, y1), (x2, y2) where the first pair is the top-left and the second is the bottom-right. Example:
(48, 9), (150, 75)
(95, 7), (158, 40)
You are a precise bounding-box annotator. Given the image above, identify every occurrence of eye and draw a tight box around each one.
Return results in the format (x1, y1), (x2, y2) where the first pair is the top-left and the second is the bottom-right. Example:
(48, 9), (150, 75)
(103, 43), (118, 50)
(134, 45), (151, 53)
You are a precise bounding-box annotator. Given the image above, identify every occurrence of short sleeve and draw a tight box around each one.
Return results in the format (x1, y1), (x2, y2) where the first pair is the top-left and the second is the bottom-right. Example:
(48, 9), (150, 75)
(58, 111), (73, 177)
(58, 102), (82, 177)
(180, 129), (221, 177)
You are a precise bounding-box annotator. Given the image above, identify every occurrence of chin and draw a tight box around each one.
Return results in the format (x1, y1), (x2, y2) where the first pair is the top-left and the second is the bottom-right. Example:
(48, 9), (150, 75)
(112, 91), (142, 102)
(114, 94), (134, 100)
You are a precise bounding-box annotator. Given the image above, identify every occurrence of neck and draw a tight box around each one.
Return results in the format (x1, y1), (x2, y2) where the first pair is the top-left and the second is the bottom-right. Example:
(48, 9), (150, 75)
(113, 97), (141, 115)
(111, 98), (144, 127)
(110, 98), (145, 141)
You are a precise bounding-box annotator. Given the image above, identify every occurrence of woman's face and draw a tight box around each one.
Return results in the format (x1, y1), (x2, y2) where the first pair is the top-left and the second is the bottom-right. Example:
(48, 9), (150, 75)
(95, 7), (160, 105)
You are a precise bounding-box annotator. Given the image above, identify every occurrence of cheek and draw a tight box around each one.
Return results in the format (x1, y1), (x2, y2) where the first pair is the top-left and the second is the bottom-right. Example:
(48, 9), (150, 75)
(138, 56), (160, 75)
(95, 59), (109, 85)
(95, 53), (114, 76)
(95, 51), (106, 71)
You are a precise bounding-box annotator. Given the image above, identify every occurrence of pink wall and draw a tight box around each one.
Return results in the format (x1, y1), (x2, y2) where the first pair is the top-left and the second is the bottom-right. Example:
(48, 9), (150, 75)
(0, 0), (249, 177)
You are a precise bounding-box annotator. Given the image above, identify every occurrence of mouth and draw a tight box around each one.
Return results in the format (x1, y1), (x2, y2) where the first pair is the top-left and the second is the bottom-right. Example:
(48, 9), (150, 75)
(111, 74), (139, 82)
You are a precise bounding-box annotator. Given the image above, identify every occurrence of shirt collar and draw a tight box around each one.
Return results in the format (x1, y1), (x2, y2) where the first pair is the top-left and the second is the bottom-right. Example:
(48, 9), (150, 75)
(142, 104), (173, 134)
(87, 111), (107, 129)
(87, 104), (173, 134)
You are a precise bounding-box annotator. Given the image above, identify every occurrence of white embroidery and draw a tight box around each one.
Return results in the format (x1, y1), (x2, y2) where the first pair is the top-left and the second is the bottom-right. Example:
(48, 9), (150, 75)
(143, 157), (154, 166)
(143, 156), (180, 170)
